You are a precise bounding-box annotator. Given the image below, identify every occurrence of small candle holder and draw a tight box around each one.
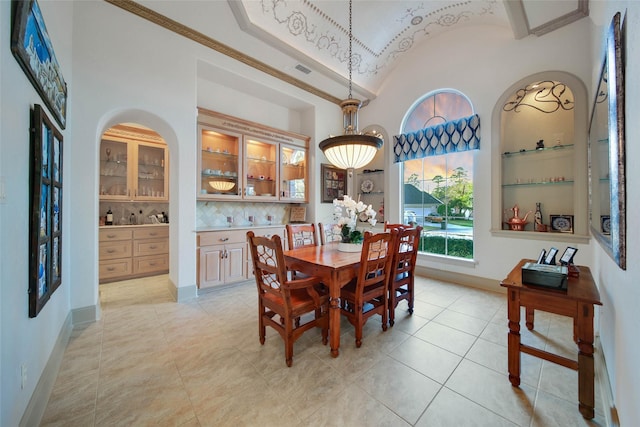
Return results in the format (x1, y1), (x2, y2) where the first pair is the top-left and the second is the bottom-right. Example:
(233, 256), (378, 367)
(226, 216), (233, 227)
(267, 215), (273, 225)
(247, 215), (254, 225)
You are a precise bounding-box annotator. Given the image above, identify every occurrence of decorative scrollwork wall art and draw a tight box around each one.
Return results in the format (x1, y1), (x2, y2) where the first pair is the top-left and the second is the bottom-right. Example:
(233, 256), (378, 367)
(503, 80), (574, 113)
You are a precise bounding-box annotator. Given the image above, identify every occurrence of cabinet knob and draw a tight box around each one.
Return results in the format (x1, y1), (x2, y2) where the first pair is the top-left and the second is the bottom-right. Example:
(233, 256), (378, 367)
(107, 234), (116, 238)
(107, 267), (115, 271)
(149, 232), (157, 236)
(220, 237), (229, 242)
(106, 249), (115, 253)
(149, 245), (157, 249)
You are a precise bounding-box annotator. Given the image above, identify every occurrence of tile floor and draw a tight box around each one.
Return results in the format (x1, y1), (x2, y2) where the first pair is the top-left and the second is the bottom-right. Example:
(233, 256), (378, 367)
(41, 274), (606, 426)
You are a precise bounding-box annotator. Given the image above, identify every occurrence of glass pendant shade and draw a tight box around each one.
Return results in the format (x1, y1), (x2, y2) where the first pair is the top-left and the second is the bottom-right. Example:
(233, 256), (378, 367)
(320, 134), (382, 170)
(319, 99), (383, 170)
(319, 1), (383, 170)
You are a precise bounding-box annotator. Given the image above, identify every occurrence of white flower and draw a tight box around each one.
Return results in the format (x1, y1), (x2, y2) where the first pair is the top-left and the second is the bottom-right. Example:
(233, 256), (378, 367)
(332, 195), (377, 242)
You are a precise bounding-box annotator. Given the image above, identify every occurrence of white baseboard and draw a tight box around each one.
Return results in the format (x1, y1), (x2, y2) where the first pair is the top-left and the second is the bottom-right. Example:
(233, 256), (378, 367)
(19, 312), (73, 427)
(415, 265), (506, 294)
(167, 277), (197, 302)
(595, 338), (620, 426)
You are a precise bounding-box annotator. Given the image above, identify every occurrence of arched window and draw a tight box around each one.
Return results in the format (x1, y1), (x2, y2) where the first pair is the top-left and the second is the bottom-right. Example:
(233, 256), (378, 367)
(397, 90), (478, 259)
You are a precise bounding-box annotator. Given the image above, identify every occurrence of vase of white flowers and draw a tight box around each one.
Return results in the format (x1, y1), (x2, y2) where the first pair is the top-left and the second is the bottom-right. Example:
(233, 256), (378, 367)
(333, 195), (377, 252)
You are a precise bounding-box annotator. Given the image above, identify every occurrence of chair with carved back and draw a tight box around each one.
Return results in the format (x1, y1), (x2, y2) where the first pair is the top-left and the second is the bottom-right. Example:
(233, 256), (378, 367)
(339, 230), (397, 347)
(318, 222), (343, 245)
(387, 226), (422, 326)
(247, 231), (329, 367)
(285, 223), (318, 250)
(384, 221), (407, 231)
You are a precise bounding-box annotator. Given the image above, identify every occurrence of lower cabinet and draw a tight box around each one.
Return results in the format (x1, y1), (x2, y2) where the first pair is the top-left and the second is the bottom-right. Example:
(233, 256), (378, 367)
(197, 226), (284, 289)
(99, 225), (169, 283)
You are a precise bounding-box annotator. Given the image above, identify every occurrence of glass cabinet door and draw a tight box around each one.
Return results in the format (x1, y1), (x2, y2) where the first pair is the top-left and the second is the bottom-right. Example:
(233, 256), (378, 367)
(136, 143), (167, 199)
(244, 138), (277, 200)
(280, 144), (307, 202)
(199, 127), (241, 198)
(100, 139), (130, 199)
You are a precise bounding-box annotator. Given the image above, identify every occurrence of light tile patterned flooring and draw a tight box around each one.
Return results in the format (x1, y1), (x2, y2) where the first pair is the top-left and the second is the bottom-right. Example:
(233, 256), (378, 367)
(41, 274), (606, 426)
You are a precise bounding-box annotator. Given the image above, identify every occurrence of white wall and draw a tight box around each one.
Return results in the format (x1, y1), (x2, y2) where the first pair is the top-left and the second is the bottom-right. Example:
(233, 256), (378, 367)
(0, 2), (74, 425)
(363, 20), (592, 282)
(589, 2), (640, 426)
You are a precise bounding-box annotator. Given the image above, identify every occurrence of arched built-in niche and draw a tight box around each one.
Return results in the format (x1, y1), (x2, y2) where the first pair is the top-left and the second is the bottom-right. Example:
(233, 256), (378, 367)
(96, 109), (181, 293)
(491, 71), (589, 242)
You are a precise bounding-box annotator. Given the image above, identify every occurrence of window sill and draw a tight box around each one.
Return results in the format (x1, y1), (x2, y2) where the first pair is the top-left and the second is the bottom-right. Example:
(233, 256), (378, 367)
(416, 252), (477, 268)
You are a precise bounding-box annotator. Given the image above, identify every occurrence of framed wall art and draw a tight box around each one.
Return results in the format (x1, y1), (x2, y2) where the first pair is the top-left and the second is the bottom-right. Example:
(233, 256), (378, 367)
(29, 104), (63, 317)
(321, 163), (346, 203)
(550, 214), (574, 234)
(11, 0), (68, 129)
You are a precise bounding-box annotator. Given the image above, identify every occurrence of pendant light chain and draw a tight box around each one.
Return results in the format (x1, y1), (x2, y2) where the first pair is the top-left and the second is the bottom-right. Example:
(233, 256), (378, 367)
(348, 0), (353, 99)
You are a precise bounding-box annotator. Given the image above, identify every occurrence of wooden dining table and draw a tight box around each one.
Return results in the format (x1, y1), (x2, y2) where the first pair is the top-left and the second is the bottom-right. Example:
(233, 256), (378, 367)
(283, 243), (361, 357)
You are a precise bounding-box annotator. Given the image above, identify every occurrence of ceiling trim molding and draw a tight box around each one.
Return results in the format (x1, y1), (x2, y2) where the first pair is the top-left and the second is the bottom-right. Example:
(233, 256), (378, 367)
(503, 0), (589, 39)
(104, 0), (342, 106)
(529, 0), (589, 37)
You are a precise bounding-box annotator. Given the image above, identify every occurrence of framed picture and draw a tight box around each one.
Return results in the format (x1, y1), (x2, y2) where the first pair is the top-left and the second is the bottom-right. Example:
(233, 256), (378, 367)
(600, 215), (611, 235)
(560, 246), (578, 265)
(29, 104), (63, 317)
(11, 0), (67, 129)
(544, 247), (558, 265)
(550, 214), (574, 233)
(536, 249), (546, 264)
(289, 206), (307, 223)
(321, 164), (347, 203)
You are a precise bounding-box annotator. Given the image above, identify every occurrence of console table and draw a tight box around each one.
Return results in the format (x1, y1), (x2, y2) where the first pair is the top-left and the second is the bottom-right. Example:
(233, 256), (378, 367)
(500, 259), (602, 419)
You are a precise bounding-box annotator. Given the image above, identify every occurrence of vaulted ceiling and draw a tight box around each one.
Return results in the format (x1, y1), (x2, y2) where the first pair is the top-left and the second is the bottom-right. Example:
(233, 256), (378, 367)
(109, 0), (589, 105)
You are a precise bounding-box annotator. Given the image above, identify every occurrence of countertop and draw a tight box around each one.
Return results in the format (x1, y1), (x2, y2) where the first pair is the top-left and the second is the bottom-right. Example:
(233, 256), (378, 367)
(195, 224), (285, 232)
(99, 223), (169, 229)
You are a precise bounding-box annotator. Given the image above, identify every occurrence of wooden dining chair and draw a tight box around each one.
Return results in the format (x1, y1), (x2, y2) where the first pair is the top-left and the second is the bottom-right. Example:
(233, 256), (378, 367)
(340, 230), (397, 348)
(247, 231), (329, 367)
(285, 223), (318, 250)
(388, 226), (422, 326)
(384, 221), (407, 231)
(318, 222), (343, 245)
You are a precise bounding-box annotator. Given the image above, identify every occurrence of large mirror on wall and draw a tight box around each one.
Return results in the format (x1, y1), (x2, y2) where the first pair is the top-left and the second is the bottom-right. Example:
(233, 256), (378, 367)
(588, 11), (626, 270)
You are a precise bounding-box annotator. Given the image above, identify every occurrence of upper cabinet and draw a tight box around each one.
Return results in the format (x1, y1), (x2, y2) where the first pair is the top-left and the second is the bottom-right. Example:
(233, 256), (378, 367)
(100, 125), (169, 201)
(197, 108), (309, 203)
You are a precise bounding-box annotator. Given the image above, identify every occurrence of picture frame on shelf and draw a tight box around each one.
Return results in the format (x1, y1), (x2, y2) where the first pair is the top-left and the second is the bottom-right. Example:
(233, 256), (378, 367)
(29, 104), (63, 317)
(289, 206), (307, 223)
(321, 163), (346, 203)
(600, 215), (611, 234)
(544, 247), (558, 265)
(560, 247), (578, 265)
(536, 249), (546, 264)
(11, 0), (67, 129)
(550, 214), (574, 233)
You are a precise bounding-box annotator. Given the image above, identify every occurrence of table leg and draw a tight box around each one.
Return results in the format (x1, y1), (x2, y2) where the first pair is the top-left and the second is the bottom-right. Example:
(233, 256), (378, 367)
(329, 271), (341, 357)
(507, 289), (521, 387)
(577, 302), (595, 419)
(525, 307), (534, 330)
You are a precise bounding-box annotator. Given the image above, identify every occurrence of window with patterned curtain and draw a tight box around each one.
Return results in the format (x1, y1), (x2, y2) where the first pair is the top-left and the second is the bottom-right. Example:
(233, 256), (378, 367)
(397, 90), (477, 259)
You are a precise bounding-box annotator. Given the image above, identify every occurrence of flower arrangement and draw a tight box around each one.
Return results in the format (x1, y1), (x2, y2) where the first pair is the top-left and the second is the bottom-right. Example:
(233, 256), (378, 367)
(333, 195), (377, 244)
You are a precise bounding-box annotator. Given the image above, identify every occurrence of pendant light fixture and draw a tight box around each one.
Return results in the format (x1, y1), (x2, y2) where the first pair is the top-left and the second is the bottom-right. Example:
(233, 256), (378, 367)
(319, 0), (383, 171)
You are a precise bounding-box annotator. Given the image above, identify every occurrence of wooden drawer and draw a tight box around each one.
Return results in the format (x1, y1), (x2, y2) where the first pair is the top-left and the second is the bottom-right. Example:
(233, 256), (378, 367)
(99, 228), (133, 242)
(133, 254), (169, 275)
(198, 229), (247, 246)
(100, 258), (133, 279)
(133, 238), (168, 257)
(100, 240), (132, 260)
(133, 226), (169, 240)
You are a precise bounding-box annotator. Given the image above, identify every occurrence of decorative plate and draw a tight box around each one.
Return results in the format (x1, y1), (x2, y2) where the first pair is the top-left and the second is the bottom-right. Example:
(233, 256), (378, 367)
(550, 215), (573, 233)
(361, 179), (374, 193)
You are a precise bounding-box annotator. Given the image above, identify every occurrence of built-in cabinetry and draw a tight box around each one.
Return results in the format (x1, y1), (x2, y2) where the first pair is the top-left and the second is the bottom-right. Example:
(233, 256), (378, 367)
(502, 145), (575, 231)
(99, 225), (169, 283)
(99, 125), (169, 201)
(357, 170), (385, 223)
(196, 226), (285, 289)
(197, 108), (308, 202)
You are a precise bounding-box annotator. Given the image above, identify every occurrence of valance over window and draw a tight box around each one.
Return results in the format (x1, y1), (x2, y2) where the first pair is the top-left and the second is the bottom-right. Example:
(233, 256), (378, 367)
(393, 114), (480, 163)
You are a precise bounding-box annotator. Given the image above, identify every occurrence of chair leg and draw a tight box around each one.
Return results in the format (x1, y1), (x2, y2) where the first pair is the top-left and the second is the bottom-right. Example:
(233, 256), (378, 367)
(382, 296), (388, 332)
(285, 321), (294, 367)
(389, 288), (396, 327)
(355, 304), (363, 348)
(259, 303), (266, 345)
